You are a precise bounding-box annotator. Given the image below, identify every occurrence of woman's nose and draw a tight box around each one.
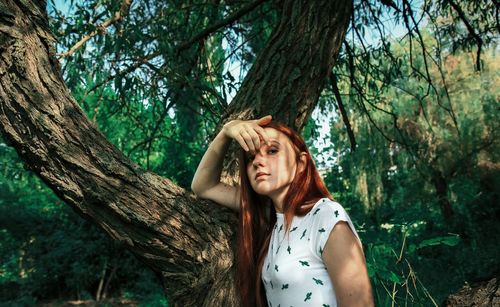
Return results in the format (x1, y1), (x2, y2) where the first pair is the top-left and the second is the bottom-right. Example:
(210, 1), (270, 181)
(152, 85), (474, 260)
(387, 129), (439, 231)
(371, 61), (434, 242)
(252, 152), (265, 167)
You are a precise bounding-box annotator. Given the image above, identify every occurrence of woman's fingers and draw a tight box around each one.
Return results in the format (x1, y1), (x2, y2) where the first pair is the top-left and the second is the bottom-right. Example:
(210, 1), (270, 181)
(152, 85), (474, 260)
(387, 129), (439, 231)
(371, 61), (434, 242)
(247, 129), (262, 154)
(256, 115), (272, 126)
(254, 126), (271, 146)
(255, 115), (272, 146)
(223, 116), (273, 153)
(241, 130), (255, 153)
(234, 134), (249, 152)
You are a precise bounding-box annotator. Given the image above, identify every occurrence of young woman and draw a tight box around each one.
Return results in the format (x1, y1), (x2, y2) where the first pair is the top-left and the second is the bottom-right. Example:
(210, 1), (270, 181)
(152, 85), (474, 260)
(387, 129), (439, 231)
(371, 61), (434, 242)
(191, 115), (374, 307)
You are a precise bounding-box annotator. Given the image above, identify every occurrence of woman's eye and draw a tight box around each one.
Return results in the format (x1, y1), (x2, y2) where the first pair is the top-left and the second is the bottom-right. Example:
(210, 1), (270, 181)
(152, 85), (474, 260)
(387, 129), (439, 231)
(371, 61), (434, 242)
(268, 148), (278, 154)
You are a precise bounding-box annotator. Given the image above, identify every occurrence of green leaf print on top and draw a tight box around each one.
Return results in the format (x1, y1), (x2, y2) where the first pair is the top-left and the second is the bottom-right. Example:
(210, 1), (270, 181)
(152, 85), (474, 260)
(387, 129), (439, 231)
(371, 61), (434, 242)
(262, 200), (351, 306)
(300, 229), (307, 239)
(304, 292), (312, 301)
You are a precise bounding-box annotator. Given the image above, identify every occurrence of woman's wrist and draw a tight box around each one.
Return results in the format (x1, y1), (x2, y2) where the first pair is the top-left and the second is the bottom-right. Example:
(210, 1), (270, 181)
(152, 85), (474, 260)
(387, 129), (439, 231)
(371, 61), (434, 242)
(215, 127), (231, 144)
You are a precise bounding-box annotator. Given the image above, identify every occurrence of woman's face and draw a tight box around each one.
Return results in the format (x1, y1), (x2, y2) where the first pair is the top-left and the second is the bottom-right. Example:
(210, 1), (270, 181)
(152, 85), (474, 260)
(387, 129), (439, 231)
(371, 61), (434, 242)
(245, 128), (301, 198)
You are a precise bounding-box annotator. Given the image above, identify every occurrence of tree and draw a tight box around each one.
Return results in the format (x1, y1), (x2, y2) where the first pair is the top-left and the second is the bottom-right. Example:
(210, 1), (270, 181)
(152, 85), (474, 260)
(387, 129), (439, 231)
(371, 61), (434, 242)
(0, 0), (496, 305)
(0, 0), (351, 305)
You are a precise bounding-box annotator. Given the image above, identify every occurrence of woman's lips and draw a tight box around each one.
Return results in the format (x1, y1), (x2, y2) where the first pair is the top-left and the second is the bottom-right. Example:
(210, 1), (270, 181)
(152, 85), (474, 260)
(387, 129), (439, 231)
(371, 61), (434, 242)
(255, 173), (269, 180)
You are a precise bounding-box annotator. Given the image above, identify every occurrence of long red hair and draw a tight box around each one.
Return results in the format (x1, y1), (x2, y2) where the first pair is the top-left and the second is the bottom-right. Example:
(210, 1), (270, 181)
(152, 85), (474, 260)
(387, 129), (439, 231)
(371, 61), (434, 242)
(235, 121), (332, 307)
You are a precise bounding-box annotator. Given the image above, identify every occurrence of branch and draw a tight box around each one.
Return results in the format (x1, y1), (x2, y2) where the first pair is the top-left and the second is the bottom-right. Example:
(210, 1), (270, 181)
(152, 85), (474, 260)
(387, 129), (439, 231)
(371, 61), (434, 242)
(58, 0), (133, 59)
(342, 47), (427, 178)
(329, 74), (356, 151)
(422, 4), (459, 132)
(175, 0), (269, 52)
(85, 0), (269, 94)
(496, 0), (500, 34)
(404, 1), (461, 132)
(378, 0), (400, 12)
(447, 0), (483, 71)
(364, 0), (397, 64)
(86, 51), (161, 93)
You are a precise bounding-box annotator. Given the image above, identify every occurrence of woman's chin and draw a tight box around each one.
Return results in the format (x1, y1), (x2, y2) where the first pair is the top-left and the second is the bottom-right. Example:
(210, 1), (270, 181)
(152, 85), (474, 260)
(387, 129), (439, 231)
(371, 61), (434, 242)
(252, 184), (273, 195)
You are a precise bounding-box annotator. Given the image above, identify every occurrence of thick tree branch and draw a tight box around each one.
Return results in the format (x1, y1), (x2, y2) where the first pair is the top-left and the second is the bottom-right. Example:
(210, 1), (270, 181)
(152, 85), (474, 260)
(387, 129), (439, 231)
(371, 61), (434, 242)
(0, 1), (239, 305)
(0, 0), (353, 305)
(58, 0), (133, 59)
(224, 0), (353, 130)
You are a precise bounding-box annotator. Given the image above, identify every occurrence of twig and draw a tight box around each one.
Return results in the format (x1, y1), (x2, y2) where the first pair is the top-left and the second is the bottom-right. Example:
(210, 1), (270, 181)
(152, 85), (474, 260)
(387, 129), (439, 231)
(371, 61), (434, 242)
(58, 0), (133, 59)
(329, 74), (357, 151)
(84, 0), (269, 94)
(378, 0), (400, 12)
(176, 0), (269, 53)
(447, 0), (483, 71)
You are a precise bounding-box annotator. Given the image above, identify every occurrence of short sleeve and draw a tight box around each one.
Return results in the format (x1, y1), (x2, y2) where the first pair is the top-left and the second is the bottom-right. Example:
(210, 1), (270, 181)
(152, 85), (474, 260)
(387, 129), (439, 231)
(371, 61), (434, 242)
(309, 199), (363, 260)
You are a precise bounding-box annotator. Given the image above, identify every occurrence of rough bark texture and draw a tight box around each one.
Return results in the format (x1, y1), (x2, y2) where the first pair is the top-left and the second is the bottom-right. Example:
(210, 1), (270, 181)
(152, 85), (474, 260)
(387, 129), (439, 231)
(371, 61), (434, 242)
(0, 1), (239, 305)
(442, 277), (500, 307)
(0, 0), (352, 305)
(0, 0), (494, 305)
(221, 0), (353, 185)
(224, 0), (352, 130)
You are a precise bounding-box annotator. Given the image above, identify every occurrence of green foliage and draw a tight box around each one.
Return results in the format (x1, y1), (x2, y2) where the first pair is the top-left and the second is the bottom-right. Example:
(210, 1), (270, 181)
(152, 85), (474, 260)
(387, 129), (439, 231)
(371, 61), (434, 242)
(320, 30), (499, 305)
(1, 0), (495, 305)
(0, 139), (166, 305)
(408, 234), (460, 254)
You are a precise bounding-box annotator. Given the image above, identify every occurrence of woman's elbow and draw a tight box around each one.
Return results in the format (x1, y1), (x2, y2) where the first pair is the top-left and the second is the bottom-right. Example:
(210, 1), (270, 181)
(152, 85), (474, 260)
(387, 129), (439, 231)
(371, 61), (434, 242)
(190, 182), (202, 197)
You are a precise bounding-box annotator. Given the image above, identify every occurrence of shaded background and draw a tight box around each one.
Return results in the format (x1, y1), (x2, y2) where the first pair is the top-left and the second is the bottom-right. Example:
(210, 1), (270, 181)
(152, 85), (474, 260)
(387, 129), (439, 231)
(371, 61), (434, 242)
(1, 0), (498, 305)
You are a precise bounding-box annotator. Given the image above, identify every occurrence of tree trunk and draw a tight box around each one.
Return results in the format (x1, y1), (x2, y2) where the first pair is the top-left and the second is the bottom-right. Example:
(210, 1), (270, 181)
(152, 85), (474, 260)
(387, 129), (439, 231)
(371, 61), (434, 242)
(0, 0), (351, 305)
(432, 170), (454, 221)
(443, 277), (500, 306)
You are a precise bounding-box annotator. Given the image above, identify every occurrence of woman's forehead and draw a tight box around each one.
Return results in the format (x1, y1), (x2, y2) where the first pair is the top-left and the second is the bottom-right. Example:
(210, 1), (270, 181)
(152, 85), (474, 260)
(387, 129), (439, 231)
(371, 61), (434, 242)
(263, 128), (287, 142)
(262, 128), (293, 148)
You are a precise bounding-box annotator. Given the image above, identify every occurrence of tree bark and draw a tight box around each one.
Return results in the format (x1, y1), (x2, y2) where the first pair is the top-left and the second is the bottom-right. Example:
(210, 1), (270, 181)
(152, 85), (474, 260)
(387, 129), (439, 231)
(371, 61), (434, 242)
(443, 277), (500, 306)
(225, 0), (351, 130)
(0, 0), (352, 305)
(432, 170), (454, 221)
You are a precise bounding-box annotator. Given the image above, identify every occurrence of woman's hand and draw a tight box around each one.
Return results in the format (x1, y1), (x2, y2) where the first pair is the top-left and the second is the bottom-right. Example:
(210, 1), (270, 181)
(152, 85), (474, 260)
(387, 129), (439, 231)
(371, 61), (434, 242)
(222, 115), (272, 155)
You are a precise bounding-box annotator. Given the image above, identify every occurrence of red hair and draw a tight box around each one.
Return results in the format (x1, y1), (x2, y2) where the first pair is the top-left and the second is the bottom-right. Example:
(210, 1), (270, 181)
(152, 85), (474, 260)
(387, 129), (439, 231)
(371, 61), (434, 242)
(235, 121), (333, 307)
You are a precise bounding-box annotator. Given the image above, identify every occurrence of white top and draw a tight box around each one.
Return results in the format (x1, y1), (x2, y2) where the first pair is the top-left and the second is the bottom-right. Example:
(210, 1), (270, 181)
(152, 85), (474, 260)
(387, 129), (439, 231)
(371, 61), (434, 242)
(261, 198), (363, 307)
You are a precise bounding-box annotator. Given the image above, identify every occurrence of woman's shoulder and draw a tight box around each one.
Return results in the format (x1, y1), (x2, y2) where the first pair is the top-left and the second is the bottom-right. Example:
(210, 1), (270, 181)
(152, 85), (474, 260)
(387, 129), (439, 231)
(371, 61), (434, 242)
(307, 198), (351, 223)
(296, 198), (346, 221)
(312, 197), (344, 211)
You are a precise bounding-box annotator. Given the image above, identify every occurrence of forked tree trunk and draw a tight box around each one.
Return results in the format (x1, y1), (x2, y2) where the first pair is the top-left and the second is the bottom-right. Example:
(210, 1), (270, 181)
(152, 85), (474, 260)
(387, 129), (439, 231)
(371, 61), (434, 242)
(0, 0), (351, 305)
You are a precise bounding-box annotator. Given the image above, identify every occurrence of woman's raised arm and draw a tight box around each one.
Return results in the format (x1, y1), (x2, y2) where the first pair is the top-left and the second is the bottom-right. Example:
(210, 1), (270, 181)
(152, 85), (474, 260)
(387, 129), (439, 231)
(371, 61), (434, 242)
(191, 115), (272, 212)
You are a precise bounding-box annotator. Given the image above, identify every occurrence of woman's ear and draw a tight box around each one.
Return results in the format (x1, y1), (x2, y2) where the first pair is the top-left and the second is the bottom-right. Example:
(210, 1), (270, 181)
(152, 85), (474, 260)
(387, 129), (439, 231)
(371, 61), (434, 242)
(298, 152), (308, 173)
